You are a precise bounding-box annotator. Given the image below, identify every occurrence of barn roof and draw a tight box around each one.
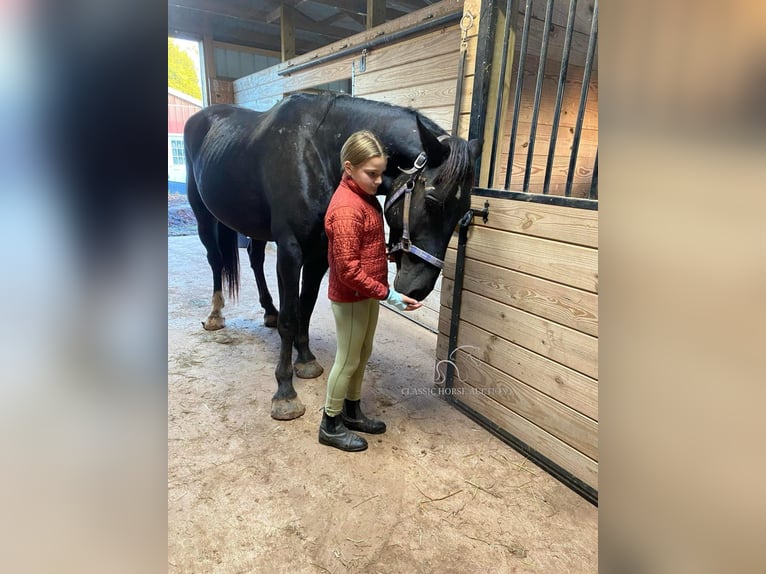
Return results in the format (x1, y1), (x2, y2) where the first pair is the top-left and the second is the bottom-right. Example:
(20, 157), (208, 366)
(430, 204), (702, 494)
(168, 86), (203, 108)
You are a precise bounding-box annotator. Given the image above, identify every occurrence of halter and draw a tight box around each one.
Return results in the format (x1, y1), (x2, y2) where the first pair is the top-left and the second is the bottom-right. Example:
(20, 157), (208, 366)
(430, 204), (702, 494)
(384, 151), (445, 269)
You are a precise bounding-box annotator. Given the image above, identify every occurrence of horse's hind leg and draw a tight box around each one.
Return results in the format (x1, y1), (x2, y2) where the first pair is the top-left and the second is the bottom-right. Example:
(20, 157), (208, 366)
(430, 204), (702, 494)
(270, 238), (306, 420)
(187, 180), (226, 331)
(293, 251), (328, 379)
(247, 239), (278, 328)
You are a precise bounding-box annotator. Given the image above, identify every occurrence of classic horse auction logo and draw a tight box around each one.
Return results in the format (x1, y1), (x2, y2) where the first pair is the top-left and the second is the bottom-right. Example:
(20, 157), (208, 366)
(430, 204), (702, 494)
(432, 345), (481, 386)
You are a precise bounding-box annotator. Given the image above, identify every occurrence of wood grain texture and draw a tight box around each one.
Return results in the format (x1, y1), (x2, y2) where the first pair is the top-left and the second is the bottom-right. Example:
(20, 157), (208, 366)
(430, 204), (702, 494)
(436, 318), (598, 420)
(460, 226), (598, 293)
(442, 348), (598, 459)
(452, 378), (598, 489)
(467, 195), (598, 247)
(441, 259), (598, 336)
(442, 288), (597, 378)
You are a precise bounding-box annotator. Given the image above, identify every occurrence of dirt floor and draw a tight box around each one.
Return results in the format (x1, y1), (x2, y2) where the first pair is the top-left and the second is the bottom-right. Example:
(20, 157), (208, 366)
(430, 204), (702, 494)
(168, 196), (597, 573)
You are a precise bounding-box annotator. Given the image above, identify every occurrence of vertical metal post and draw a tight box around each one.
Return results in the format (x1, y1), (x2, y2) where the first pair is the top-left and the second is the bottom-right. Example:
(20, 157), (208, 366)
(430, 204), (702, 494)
(543, 0), (578, 195)
(522, 0), (555, 192)
(504, 0), (533, 190)
(445, 212), (473, 394)
(565, 0), (598, 197)
(467, 0), (501, 178)
(487, 0), (516, 187)
(589, 150), (598, 200)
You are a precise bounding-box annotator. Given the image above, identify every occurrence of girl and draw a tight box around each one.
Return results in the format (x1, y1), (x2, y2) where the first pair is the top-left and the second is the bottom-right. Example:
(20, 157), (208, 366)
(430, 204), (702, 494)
(320, 131), (421, 452)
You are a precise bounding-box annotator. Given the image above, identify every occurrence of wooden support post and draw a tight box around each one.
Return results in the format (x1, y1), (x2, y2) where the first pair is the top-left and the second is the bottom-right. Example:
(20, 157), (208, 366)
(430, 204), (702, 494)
(477, 0), (520, 188)
(281, 4), (296, 61)
(202, 31), (217, 107)
(367, 0), (386, 29)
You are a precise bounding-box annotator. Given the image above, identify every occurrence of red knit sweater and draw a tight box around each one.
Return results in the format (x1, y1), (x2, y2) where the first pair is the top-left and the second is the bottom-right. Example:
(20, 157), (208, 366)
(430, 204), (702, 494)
(325, 174), (389, 303)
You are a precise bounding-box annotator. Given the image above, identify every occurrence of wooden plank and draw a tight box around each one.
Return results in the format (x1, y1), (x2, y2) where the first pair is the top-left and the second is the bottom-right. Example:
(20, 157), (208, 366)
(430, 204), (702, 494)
(237, 54), (356, 103)
(355, 78), (457, 110)
(367, 0), (386, 28)
(466, 194), (598, 247)
(505, 123), (598, 158)
(478, 0), (520, 188)
(281, 0), (464, 70)
(355, 51), (461, 95)
(441, 260), (598, 336)
(437, 319), (598, 421)
(444, 349), (598, 459)
(499, 153), (596, 195)
(462, 226), (598, 293)
(280, 4), (296, 61)
(506, 78), (599, 131)
(441, 289), (597, 378)
(521, 0), (597, 37)
(452, 378), (598, 490)
(408, 106), (455, 132)
(362, 24), (460, 71)
(520, 13), (598, 70)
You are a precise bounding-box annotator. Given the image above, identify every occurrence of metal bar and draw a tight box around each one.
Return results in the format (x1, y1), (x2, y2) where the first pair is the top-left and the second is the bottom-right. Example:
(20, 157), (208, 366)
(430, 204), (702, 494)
(451, 48), (467, 135)
(589, 150), (598, 200)
(504, 0), (533, 190)
(522, 0), (555, 192)
(450, 397), (598, 505)
(543, 0), (577, 195)
(444, 212), (474, 392)
(487, 0), (516, 187)
(472, 186), (598, 211)
(566, 0), (598, 197)
(468, 0), (501, 178)
(277, 11), (462, 76)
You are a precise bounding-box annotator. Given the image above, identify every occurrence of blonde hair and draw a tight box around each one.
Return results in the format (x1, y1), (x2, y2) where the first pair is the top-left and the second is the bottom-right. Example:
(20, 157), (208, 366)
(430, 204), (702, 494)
(340, 130), (387, 169)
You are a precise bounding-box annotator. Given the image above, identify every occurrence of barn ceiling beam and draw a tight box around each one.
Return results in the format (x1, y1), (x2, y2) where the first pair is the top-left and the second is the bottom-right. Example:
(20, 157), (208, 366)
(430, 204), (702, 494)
(295, 0), (409, 21)
(264, 4), (363, 40)
(281, 4), (296, 60)
(367, 0), (386, 29)
(169, 10), (316, 53)
(168, 0), (267, 25)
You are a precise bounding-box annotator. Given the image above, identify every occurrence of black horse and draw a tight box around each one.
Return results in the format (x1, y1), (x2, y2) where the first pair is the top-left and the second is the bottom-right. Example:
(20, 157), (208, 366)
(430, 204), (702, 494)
(184, 93), (480, 420)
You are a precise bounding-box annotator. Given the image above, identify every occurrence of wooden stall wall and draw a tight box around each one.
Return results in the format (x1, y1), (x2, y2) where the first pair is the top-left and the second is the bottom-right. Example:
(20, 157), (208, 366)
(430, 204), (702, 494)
(233, 0), (465, 116)
(437, 193), (598, 494)
(232, 0), (467, 332)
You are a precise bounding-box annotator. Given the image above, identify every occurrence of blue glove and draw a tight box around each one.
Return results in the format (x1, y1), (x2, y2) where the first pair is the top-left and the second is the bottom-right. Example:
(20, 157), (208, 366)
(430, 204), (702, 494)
(386, 288), (409, 310)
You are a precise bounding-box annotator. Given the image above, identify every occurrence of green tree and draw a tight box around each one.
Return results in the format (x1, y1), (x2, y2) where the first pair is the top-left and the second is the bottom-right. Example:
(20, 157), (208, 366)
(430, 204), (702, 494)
(168, 38), (202, 100)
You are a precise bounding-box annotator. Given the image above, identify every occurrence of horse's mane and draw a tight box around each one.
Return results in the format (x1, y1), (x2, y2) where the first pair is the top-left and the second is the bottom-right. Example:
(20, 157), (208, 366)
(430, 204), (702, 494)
(326, 94), (473, 184)
(433, 137), (474, 187)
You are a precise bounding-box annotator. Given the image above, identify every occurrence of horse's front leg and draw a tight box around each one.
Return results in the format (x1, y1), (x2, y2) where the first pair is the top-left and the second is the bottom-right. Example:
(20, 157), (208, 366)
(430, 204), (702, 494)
(293, 250), (328, 379)
(270, 241), (306, 420)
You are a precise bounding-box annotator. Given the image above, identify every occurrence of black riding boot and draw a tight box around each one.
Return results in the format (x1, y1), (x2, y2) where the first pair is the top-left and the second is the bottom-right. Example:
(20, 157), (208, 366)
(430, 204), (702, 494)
(341, 399), (387, 434)
(318, 410), (368, 452)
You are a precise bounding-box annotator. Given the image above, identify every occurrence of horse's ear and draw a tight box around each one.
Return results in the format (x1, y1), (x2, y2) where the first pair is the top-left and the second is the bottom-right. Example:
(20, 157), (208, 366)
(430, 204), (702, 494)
(416, 115), (448, 165)
(468, 138), (482, 161)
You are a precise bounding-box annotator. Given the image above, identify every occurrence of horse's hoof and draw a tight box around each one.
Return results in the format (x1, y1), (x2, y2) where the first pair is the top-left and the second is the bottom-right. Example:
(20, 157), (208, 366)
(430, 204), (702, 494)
(294, 360), (323, 379)
(271, 397), (306, 420)
(202, 316), (225, 331)
(263, 314), (278, 328)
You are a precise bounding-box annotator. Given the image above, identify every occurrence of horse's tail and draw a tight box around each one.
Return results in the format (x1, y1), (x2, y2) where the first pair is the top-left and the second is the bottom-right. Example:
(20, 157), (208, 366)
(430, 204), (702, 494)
(184, 115), (240, 301)
(217, 221), (240, 301)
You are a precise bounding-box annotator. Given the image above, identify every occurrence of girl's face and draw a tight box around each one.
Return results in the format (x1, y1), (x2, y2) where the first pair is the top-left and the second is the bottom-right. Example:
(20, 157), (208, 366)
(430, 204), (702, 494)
(344, 156), (387, 196)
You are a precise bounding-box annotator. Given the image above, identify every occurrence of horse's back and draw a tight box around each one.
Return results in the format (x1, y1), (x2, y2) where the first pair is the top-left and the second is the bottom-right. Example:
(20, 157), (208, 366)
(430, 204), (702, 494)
(184, 94), (340, 241)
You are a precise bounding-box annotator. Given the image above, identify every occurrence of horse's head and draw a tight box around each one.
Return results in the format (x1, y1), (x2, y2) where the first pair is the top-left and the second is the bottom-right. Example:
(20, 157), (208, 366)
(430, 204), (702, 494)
(385, 117), (481, 301)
